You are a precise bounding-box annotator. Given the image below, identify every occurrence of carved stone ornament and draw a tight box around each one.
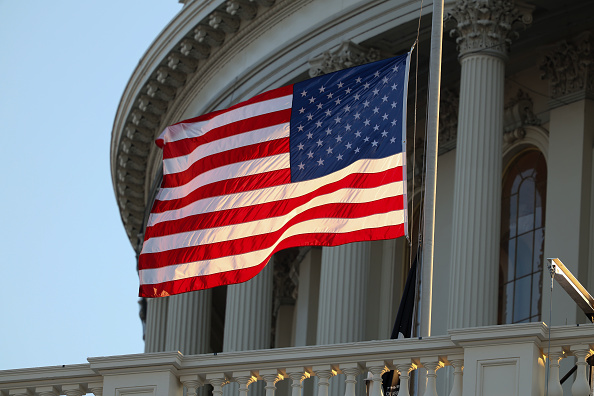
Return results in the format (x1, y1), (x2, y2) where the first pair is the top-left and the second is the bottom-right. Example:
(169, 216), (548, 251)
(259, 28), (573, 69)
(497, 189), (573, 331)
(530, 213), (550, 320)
(438, 88), (459, 154)
(503, 89), (540, 142)
(308, 41), (381, 77)
(540, 32), (594, 102)
(448, 0), (533, 58)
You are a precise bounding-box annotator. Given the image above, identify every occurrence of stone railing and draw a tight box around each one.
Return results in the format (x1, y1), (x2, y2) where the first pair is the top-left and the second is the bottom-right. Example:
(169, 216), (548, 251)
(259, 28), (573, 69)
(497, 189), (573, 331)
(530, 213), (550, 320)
(1, 323), (592, 396)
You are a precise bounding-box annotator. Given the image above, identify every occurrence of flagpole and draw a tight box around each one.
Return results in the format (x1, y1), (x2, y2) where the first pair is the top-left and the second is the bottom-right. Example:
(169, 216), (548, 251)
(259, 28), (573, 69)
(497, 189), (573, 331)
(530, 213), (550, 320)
(420, 0), (444, 339)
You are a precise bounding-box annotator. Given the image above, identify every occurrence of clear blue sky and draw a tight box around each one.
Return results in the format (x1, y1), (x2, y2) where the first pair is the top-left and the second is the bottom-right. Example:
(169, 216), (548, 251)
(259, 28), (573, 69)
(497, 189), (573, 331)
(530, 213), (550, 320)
(0, 1), (182, 370)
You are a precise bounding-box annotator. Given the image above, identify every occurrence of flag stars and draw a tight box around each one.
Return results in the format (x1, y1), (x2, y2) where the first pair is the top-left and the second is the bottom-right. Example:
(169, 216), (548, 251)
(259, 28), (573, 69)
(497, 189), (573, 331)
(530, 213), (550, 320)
(335, 98), (341, 105)
(354, 147), (361, 153)
(390, 137), (397, 143)
(337, 154), (343, 160)
(336, 135), (343, 142)
(374, 71), (380, 78)
(299, 107), (305, 114)
(307, 132), (313, 139)
(391, 101), (398, 108)
(382, 77), (389, 84)
(337, 81), (344, 88)
(317, 102), (323, 110)
(354, 112), (361, 120)
(301, 90), (307, 97)
(391, 83), (398, 90)
(372, 107), (379, 114)
(391, 119), (398, 126)
(345, 142), (352, 149)
(373, 124), (380, 131)
(344, 105), (351, 112)
(319, 86), (326, 93)
(363, 119), (370, 126)
(326, 147), (333, 155)
(327, 92), (334, 99)
(334, 115), (342, 123)
(371, 140), (379, 147)
(309, 96), (316, 104)
(372, 88), (379, 95)
(382, 113), (389, 120)
(381, 95), (389, 102)
(298, 162), (305, 170)
(297, 143), (304, 150)
(345, 87), (352, 94)
(316, 139), (323, 147)
(297, 124), (304, 132)
(363, 82), (370, 89)
(325, 109), (332, 117)
(345, 124), (352, 131)
(355, 131), (362, 137)
(307, 151), (314, 158)
(306, 113), (313, 121)
(354, 93), (361, 100)
(315, 120), (323, 128)
(317, 158), (324, 166)
(381, 130), (388, 137)
(364, 136), (370, 142)
(392, 65), (399, 72)
(363, 100), (370, 108)
(326, 127), (332, 135)
(356, 77), (362, 83)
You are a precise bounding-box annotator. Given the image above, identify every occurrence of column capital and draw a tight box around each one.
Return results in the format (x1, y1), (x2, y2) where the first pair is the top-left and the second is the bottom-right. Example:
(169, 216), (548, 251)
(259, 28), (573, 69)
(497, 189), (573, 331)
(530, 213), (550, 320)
(309, 41), (382, 77)
(540, 32), (594, 106)
(448, 0), (533, 59)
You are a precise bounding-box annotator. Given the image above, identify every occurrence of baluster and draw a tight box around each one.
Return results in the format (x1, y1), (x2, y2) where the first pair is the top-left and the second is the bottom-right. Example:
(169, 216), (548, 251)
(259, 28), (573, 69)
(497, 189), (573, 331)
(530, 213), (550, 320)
(286, 367), (310, 396)
(367, 361), (390, 396)
(207, 374), (229, 396)
(394, 360), (416, 396)
(570, 345), (593, 396)
(420, 359), (443, 396)
(312, 365), (337, 396)
(545, 347), (564, 396)
(181, 374), (205, 396)
(340, 363), (361, 396)
(35, 386), (59, 396)
(260, 369), (284, 396)
(232, 371), (258, 396)
(447, 357), (464, 396)
(62, 384), (85, 396)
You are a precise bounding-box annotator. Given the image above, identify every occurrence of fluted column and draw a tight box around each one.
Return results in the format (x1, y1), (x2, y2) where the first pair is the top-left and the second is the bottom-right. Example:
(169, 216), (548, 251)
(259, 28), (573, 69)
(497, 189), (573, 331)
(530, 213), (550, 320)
(317, 242), (369, 343)
(164, 290), (211, 355)
(447, 0), (532, 329)
(144, 296), (168, 352)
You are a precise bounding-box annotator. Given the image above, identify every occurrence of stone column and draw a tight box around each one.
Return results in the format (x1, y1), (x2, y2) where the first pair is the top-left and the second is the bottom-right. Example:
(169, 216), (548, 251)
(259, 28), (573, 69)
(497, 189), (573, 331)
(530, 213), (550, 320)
(164, 290), (211, 355)
(447, 0), (532, 329)
(144, 297), (168, 352)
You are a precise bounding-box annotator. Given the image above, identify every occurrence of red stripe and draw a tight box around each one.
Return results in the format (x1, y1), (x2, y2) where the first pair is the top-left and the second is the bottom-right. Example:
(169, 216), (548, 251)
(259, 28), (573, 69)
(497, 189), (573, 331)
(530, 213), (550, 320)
(162, 138), (290, 188)
(139, 195), (404, 270)
(162, 109), (292, 159)
(147, 167), (403, 240)
(151, 169), (291, 213)
(139, 224), (405, 297)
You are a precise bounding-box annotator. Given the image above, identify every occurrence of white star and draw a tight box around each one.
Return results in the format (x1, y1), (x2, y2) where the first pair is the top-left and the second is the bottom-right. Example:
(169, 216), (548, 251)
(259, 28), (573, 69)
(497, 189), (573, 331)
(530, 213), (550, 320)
(345, 142), (352, 149)
(345, 124), (351, 131)
(381, 130), (388, 137)
(374, 71), (380, 78)
(297, 143), (304, 150)
(307, 151), (314, 158)
(354, 112), (361, 120)
(309, 96), (316, 103)
(391, 119), (397, 126)
(326, 147), (333, 155)
(299, 107), (305, 114)
(355, 131), (362, 137)
(334, 115), (342, 123)
(363, 82), (370, 89)
(372, 88), (379, 95)
(354, 147), (360, 153)
(315, 120), (323, 128)
(364, 136), (370, 142)
(298, 162), (305, 170)
(307, 113), (313, 121)
(363, 100), (370, 108)
(301, 90), (307, 97)
(327, 92), (334, 99)
(392, 65), (399, 72)
(297, 124), (304, 132)
(373, 124), (380, 131)
(382, 95), (389, 102)
(390, 137), (396, 143)
(317, 103), (323, 110)
(344, 105), (351, 112)
(319, 86), (326, 93)
(391, 83), (398, 90)
(316, 139), (323, 147)
(325, 109), (332, 117)
(345, 87), (352, 94)
(337, 81), (344, 88)
(363, 119), (370, 126)
(335, 98), (341, 105)
(326, 127), (332, 135)
(337, 154), (343, 160)
(307, 132), (313, 139)
(336, 135), (342, 142)
(354, 93), (361, 100)
(356, 77), (362, 83)
(372, 107), (379, 114)
(371, 140), (378, 147)
(382, 113), (389, 120)
(317, 158), (324, 166)
(382, 77), (389, 84)
(391, 101), (398, 108)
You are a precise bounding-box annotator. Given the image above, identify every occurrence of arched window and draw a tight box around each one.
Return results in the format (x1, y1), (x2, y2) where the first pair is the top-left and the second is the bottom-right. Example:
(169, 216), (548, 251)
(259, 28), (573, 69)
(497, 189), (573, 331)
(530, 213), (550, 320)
(499, 149), (547, 324)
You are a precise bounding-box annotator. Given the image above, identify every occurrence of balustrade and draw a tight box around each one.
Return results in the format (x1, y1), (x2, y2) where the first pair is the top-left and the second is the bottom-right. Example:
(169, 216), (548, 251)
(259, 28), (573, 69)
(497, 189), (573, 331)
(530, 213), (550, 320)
(0, 323), (592, 396)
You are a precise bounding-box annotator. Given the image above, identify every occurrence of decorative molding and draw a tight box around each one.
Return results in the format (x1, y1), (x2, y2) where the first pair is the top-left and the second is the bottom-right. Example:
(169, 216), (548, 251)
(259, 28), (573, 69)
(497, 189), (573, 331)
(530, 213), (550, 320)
(540, 32), (594, 106)
(503, 89), (540, 144)
(447, 0), (533, 59)
(308, 41), (382, 77)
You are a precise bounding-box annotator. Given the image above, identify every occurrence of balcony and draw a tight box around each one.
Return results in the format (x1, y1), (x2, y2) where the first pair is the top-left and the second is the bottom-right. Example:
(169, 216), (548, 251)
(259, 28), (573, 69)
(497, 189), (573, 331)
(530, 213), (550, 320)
(1, 323), (592, 396)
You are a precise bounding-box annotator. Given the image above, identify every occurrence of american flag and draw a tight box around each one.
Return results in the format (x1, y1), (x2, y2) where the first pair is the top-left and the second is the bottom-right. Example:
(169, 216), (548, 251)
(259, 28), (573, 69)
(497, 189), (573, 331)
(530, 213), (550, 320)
(139, 53), (410, 298)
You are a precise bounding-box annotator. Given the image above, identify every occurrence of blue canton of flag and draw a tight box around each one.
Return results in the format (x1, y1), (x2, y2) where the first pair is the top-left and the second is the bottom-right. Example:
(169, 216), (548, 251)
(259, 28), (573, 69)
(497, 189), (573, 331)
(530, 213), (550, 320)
(290, 54), (409, 182)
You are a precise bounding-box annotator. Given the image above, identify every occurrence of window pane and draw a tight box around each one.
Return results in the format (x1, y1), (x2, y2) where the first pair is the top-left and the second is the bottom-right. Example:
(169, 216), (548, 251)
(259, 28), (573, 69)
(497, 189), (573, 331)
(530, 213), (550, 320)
(518, 179), (535, 235)
(509, 194), (518, 238)
(531, 274), (542, 320)
(513, 275), (532, 322)
(516, 231), (534, 278)
(533, 228), (545, 273)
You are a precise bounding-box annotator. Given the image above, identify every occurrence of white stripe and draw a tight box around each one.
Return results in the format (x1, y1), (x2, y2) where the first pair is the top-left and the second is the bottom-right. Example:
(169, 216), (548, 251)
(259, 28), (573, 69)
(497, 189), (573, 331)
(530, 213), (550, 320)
(156, 153), (290, 201)
(149, 152), (404, 226)
(142, 181), (403, 254)
(160, 94), (293, 144)
(163, 123), (290, 175)
(139, 209), (405, 284)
